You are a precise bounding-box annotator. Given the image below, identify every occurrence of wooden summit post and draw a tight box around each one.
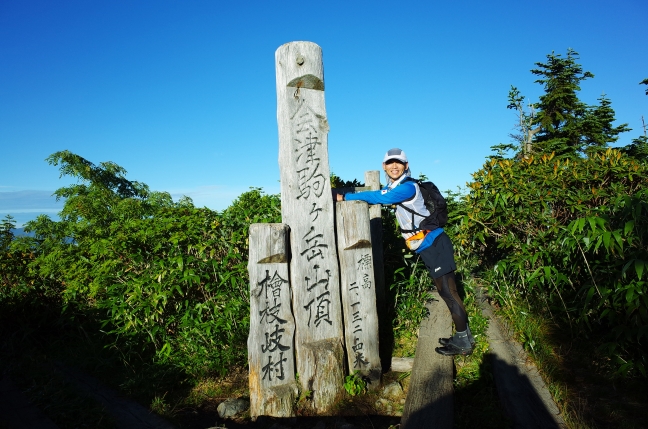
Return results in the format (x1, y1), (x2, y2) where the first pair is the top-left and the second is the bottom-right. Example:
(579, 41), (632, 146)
(247, 224), (297, 418)
(275, 41), (345, 412)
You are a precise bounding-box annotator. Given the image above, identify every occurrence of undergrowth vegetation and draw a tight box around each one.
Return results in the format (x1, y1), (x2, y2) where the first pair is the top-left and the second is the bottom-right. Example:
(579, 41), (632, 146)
(459, 149), (648, 375)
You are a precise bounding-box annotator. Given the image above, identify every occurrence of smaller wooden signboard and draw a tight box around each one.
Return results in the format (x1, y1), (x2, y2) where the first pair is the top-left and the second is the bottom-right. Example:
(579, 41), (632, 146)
(248, 223), (298, 419)
(335, 200), (382, 388)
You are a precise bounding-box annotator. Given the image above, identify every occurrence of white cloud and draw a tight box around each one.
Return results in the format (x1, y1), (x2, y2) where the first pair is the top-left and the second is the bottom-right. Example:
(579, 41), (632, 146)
(0, 191), (64, 227)
(0, 190), (64, 211)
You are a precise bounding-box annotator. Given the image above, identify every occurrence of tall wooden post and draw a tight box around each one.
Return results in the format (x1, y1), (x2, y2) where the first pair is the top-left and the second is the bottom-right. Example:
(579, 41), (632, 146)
(275, 41), (345, 412)
(248, 224), (298, 418)
(336, 200), (381, 389)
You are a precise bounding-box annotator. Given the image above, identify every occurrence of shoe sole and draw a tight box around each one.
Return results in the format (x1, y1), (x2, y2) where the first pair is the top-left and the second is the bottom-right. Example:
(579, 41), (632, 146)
(435, 346), (473, 356)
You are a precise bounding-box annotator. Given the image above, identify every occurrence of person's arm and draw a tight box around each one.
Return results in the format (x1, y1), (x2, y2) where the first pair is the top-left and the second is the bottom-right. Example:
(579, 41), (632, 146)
(344, 181), (415, 205)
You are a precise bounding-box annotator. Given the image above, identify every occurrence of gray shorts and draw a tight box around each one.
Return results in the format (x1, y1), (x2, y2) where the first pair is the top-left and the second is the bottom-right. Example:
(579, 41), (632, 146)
(419, 232), (457, 279)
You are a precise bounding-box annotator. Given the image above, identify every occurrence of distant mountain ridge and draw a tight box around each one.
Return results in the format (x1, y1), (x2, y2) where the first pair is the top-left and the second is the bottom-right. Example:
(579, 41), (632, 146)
(11, 228), (35, 237)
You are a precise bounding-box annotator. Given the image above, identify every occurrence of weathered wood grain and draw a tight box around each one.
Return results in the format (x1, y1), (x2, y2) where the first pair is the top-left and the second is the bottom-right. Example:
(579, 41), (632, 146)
(336, 200), (381, 389)
(401, 295), (454, 429)
(275, 41), (344, 412)
(248, 223), (298, 419)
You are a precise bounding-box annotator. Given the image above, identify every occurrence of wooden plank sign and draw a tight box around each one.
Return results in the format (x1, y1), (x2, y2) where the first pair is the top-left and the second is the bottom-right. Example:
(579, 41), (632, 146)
(248, 223), (298, 418)
(275, 41), (345, 412)
(336, 200), (381, 388)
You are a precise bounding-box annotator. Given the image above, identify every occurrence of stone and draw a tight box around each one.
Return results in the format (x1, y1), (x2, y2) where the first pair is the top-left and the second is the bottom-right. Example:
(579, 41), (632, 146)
(382, 381), (403, 398)
(217, 398), (250, 418)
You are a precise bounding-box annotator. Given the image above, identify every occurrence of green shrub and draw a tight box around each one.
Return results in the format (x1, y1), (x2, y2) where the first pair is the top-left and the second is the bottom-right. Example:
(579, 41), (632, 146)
(459, 149), (648, 376)
(2, 152), (281, 377)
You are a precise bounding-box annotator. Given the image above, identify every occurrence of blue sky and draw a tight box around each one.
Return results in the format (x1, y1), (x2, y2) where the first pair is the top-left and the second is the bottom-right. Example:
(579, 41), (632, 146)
(2, 0), (646, 226)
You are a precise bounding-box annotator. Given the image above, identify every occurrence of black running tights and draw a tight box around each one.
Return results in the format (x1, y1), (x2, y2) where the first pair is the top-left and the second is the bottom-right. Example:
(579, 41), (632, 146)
(434, 272), (468, 332)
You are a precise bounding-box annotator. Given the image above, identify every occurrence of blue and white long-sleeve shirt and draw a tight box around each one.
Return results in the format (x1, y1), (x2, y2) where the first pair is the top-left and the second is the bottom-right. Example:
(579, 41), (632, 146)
(345, 176), (443, 253)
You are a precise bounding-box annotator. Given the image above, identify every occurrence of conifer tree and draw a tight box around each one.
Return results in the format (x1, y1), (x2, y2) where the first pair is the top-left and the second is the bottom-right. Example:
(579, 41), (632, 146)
(621, 79), (648, 161)
(582, 95), (631, 152)
(531, 49), (594, 155)
(507, 49), (629, 157)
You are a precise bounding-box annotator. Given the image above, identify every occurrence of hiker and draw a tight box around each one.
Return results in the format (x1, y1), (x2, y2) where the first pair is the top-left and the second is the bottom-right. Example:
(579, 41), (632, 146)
(334, 148), (474, 356)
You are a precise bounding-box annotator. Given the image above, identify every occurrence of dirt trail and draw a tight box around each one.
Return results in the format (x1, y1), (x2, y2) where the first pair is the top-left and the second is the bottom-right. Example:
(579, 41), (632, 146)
(56, 364), (178, 429)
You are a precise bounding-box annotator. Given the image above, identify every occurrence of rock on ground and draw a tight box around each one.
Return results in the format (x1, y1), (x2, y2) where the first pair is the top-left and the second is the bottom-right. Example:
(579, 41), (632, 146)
(217, 398), (250, 419)
(382, 381), (403, 398)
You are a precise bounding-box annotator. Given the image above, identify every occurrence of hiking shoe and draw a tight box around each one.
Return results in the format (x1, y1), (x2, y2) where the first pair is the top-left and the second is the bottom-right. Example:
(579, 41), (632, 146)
(435, 342), (473, 356)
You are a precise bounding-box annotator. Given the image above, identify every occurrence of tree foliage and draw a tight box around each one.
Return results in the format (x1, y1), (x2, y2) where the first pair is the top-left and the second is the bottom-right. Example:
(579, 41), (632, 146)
(460, 149), (648, 376)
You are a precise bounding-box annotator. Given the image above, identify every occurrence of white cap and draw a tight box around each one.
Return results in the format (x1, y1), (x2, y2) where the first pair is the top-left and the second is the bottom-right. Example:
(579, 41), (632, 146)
(383, 148), (408, 163)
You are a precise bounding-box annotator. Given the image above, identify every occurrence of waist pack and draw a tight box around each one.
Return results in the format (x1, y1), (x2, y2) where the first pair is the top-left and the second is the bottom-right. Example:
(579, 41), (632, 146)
(398, 179), (448, 233)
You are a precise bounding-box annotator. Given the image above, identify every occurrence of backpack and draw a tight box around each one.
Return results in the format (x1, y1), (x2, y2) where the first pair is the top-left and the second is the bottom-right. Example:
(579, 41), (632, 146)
(398, 179), (448, 232)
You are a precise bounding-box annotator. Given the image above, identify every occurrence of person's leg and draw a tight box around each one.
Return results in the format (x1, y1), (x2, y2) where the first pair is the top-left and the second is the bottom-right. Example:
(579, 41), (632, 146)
(419, 233), (473, 355)
(434, 272), (468, 332)
(434, 272), (473, 355)
(435, 271), (475, 347)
